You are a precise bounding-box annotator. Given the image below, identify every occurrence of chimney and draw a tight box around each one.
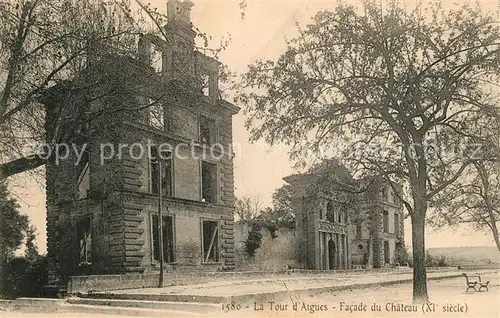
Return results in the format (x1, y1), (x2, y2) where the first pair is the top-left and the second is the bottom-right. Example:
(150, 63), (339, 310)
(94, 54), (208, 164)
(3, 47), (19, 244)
(164, 0), (196, 82)
(137, 35), (151, 65)
(167, 0), (194, 27)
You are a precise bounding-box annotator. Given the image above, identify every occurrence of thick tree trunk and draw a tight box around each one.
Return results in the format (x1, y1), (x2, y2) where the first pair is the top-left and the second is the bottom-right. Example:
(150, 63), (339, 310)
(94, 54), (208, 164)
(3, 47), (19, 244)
(411, 214), (428, 303)
(476, 163), (500, 253)
(488, 214), (500, 253)
(0, 155), (46, 180)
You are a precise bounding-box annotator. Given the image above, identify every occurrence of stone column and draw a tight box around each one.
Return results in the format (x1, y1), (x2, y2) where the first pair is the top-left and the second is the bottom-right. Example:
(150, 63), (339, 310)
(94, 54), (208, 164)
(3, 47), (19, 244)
(325, 233), (329, 270)
(314, 228), (320, 270)
(343, 234), (348, 269)
(340, 234), (345, 269)
(346, 234), (351, 269)
(337, 234), (341, 269)
(319, 231), (324, 270)
(339, 234), (343, 269)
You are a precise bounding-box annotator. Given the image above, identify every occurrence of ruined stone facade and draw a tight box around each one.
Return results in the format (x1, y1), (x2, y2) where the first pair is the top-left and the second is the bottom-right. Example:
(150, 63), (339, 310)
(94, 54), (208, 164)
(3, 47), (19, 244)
(349, 179), (406, 269)
(284, 163), (405, 270)
(43, 0), (238, 290)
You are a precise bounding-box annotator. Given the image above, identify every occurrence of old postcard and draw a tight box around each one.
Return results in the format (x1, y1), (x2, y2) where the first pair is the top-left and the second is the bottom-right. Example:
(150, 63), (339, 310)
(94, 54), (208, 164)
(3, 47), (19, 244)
(0, 0), (498, 317)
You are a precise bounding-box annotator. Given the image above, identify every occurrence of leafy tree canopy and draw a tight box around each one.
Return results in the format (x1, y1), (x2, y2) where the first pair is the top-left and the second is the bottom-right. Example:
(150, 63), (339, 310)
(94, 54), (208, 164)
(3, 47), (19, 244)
(256, 184), (295, 230)
(0, 181), (29, 261)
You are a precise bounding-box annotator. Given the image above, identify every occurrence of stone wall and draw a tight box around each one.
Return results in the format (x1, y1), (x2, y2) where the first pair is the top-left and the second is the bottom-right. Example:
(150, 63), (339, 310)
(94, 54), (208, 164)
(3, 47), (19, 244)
(45, 99), (238, 286)
(234, 223), (301, 271)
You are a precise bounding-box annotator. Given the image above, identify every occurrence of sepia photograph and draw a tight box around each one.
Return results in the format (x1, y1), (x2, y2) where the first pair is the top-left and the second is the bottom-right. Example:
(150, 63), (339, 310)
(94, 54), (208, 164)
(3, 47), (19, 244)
(0, 0), (499, 317)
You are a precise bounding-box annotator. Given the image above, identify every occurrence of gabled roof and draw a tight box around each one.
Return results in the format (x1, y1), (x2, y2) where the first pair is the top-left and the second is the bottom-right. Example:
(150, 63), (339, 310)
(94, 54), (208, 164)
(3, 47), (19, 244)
(283, 158), (355, 188)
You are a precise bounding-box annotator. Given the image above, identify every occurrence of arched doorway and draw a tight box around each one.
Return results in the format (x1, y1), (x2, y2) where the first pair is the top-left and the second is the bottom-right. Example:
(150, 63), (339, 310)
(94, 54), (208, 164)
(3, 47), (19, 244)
(328, 239), (336, 269)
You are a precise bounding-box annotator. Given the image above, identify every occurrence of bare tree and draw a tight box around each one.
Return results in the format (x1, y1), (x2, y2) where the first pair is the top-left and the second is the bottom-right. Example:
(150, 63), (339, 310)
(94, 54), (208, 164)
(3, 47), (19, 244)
(0, 0), (234, 181)
(0, 0), (140, 179)
(235, 196), (263, 222)
(237, 0), (500, 302)
(431, 160), (500, 252)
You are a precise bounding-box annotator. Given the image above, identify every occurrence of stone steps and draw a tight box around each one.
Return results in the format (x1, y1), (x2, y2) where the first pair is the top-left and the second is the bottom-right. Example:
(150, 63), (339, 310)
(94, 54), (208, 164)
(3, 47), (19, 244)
(68, 297), (219, 313)
(10, 297), (215, 317)
(13, 297), (66, 311)
(83, 292), (226, 303)
(54, 303), (208, 317)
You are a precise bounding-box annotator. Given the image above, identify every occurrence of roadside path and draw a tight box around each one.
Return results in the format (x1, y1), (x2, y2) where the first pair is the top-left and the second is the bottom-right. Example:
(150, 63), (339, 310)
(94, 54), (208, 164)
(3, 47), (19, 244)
(102, 270), (479, 298)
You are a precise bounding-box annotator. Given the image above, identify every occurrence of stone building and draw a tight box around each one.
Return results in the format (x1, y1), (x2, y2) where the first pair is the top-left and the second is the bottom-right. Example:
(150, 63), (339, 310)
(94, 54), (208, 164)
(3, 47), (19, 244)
(284, 161), (405, 270)
(42, 0), (238, 292)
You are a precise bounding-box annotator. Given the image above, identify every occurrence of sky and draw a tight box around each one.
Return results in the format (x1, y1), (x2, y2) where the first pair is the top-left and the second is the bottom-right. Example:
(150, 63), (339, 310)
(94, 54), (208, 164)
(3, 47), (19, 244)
(10, 0), (500, 254)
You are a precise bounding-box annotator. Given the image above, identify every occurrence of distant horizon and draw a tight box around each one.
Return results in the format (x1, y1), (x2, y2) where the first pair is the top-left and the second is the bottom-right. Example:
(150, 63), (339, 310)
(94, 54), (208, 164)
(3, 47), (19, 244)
(426, 245), (498, 249)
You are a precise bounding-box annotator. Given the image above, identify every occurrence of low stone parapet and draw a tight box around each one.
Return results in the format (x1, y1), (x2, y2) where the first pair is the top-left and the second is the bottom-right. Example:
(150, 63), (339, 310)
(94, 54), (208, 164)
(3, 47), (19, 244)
(67, 267), (423, 294)
(458, 264), (500, 270)
(67, 266), (463, 295)
(426, 266), (460, 272)
(13, 298), (67, 312)
(0, 299), (14, 310)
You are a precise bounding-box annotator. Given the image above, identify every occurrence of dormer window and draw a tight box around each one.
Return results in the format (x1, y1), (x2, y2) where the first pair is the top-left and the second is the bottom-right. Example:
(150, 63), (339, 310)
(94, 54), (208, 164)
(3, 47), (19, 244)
(201, 73), (210, 96)
(151, 44), (163, 74)
(194, 51), (219, 103)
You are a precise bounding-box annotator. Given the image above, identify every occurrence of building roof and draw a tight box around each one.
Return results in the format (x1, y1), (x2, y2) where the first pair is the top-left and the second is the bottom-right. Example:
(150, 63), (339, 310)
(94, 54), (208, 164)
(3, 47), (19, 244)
(284, 158), (354, 186)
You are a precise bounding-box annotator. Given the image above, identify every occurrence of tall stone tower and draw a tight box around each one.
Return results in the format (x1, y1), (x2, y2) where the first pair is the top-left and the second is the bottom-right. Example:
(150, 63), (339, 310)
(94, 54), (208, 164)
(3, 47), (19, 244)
(43, 0), (239, 294)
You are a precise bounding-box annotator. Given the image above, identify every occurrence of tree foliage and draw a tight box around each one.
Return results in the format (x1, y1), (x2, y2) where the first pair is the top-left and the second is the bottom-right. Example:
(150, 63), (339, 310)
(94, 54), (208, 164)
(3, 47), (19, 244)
(24, 225), (39, 262)
(238, 0), (500, 302)
(0, 180), (46, 299)
(245, 223), (262, 257)
(254, 184), (296, 230)
(0, 0), (140, 180)
(0, 181), (29, 261)
(0, 0), (233, 181)
(0, 255), (48, 299)
(235, 196), (262, 222)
